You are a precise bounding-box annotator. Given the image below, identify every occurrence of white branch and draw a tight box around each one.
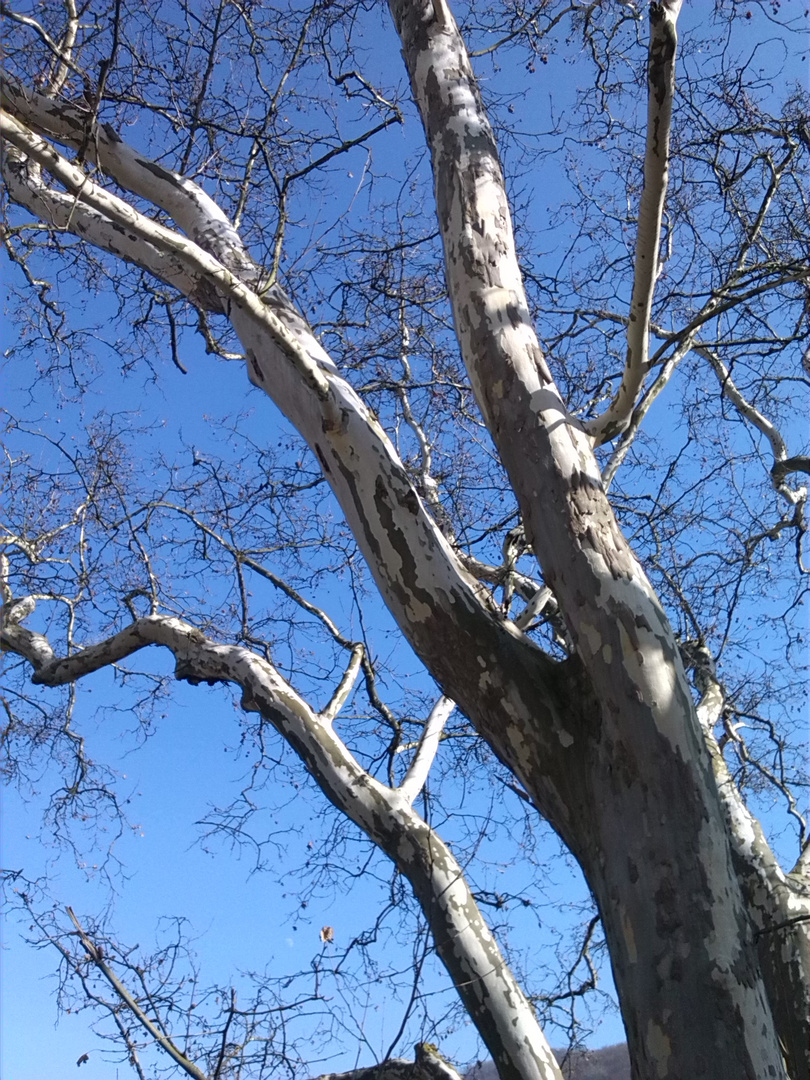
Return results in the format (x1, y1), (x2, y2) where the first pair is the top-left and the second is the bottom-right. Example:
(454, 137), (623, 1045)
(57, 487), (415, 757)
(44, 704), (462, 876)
(685, 643), (810, 1011)
(585, 1), (683, 444)
(2, 153), (221, 309)
(398, 696), (455, 805)
(2, 5), (81, 91)
(3, 91), (573, 820)
(1, 600), (564, 1080)
(1, 110), (331, 396)
(695, 343), (808, 503)
(514, 586), (553, 630)
(319, 644), (364, 724)
(1, 73), (259, 283)
(601, 332), (691, 489)
(50, 0), (79, 98)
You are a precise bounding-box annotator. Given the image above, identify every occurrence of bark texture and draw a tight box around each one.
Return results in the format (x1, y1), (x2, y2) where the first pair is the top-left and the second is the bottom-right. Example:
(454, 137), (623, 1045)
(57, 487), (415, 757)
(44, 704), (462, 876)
(387, 0), (791, 1075)
(0, 605), (564, 1080)
(1, 1), (806, 1076)
(312, 1043), (462, 1080)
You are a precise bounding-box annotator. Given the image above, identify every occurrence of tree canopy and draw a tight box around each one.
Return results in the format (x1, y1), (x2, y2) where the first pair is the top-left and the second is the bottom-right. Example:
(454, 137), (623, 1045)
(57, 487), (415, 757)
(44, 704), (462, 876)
(1, 1), (808, 1079)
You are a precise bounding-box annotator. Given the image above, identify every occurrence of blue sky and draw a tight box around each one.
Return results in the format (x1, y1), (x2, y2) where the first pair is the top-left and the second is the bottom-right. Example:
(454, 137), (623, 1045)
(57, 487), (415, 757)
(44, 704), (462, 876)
(2, 1), (808, 1077)
(0, 327), (626, 1078)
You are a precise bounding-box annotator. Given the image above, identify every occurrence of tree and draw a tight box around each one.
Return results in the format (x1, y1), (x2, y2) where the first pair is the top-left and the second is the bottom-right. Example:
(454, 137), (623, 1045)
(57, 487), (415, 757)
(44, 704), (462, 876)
(1, 1), (808, 1078)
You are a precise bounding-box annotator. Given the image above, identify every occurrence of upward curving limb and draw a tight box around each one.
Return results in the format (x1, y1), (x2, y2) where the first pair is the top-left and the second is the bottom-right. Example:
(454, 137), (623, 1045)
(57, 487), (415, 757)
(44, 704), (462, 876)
(1, 90), (575, 809)
(584, 1), (683, 445)
(397, 696), (455, 805)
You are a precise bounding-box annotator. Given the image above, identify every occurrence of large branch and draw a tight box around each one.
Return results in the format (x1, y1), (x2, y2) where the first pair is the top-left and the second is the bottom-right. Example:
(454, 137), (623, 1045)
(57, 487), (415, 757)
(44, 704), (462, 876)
(0, 600), (564, 1080)
(389, 1), (788, 1073)
(2, 151), (224, 311)
(584, 1), (682, 444)
(1, 101), (578, 818)
(387, 0), (697, 759)
(0, 110), (330, 394)
(688, 644), (810, 1080)
(1, 73), (261, 285)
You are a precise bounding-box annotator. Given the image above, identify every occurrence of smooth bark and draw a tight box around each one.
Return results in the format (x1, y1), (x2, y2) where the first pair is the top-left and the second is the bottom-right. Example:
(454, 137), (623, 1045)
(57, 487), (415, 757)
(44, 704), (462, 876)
(585, 1), (683, 443)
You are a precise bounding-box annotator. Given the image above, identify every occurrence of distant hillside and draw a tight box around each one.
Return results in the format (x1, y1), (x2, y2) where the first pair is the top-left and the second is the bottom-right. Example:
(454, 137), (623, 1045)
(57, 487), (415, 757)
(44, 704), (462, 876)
(466, 1044), (630, 1080)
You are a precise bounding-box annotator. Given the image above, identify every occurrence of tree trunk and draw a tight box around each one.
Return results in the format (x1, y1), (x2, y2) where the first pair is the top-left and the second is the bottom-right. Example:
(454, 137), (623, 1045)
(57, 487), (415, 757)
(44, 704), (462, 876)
(2, 1), (804, 1074)
(388, 0), (790, 1075)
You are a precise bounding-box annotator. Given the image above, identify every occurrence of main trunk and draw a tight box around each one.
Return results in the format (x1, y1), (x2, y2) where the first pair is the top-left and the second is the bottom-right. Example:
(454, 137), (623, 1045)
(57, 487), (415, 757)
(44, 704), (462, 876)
(2, 4), (803, 1074)
(388, 0), (792, 1075)
(572, 753), (781, 1080)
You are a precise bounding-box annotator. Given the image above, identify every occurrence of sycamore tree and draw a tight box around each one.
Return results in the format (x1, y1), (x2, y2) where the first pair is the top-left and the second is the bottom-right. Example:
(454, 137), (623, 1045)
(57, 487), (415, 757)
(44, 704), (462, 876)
(1, 0), (809, 1078)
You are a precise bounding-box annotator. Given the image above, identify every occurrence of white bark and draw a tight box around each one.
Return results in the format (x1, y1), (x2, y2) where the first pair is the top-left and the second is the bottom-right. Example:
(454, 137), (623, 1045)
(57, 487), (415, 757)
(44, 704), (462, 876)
(389, 0), (788, 1074)
(690, 645), (810, 1080)
(696, 343), (807, 502)
(1, 74), (260, 283)
(0, 602), (564, 1080)
(585, 1), (683, 444)
(313, 1044), (463, 1080)
(2, 150), (220, 309)
(398, 697), (455, 805)
(319, 644), (364, 724)
(2, 2), (804, 1072)
(0, 69), (577, 848)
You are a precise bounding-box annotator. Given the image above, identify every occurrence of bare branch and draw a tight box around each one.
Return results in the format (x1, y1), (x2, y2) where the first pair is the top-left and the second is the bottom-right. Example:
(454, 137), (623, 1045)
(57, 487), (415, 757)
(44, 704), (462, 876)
(319, 644), (364, 725)
(65, 908), (211, 1080)
(397, 697), (454, 805)
(2, 598), (564, 1080)
(585, 1), (683, 443)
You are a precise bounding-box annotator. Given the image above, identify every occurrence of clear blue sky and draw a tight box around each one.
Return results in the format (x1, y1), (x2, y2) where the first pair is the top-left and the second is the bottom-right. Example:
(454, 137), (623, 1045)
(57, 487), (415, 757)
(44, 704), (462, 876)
(2, 2), (806, 1077)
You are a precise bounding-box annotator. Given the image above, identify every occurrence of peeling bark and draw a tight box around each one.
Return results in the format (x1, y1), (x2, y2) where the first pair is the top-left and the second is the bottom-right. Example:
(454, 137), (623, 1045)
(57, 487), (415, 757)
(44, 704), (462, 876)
(388, 0), (789, 1074)
(691, 645), (810, 1080)
(312, 1043), (463, 1080)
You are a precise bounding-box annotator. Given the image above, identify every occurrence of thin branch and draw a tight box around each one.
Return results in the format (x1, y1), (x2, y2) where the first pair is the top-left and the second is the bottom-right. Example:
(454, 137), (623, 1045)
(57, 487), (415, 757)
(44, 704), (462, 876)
(65, 908), (211, 1080)
(319, 644), (364, 724)
(397, 697), (454, 805)
(585, 1), (682, 444)
(696, 343), (807, 503)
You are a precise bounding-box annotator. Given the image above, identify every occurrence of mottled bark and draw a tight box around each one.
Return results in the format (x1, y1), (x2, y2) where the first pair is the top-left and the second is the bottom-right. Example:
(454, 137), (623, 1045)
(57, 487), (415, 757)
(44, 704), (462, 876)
(312, 1043), (462, 1080)
(388, 0), (788, 1075)
(0, 606), (564, 1080)
(0, 79), (575, 807)
(692, 644), (810, 1080)
(2, 1), (804, 1075)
